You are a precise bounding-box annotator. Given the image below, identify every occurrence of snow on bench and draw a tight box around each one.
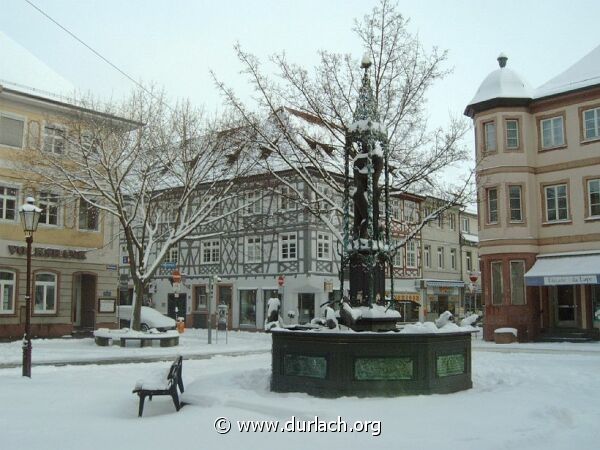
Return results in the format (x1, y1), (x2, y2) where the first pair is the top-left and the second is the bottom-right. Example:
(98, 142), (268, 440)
(132, 356), (184, 417)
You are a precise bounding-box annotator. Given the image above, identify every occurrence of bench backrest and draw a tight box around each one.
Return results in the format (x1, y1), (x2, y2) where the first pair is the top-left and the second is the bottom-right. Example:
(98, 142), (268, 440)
(167, 356), (184, 393)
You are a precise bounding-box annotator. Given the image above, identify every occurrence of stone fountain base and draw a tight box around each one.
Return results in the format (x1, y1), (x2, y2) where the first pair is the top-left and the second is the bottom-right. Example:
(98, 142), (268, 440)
(271, 329), (472, 397)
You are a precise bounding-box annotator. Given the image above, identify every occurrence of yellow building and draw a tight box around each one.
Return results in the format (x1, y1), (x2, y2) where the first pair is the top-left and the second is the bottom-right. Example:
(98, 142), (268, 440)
(0, 34), (121, 338)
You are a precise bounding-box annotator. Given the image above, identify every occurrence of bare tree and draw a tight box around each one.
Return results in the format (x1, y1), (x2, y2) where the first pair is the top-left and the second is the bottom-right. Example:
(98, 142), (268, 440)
(30, 87), (253, 330)
(212, 0), (472, 254)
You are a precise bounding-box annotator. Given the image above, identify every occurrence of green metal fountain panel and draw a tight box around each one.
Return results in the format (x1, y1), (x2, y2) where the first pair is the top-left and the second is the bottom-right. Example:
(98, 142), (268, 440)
(354, 357), (414, 380)
(436, 354), (465, 377)
(283, 354), (327, 379)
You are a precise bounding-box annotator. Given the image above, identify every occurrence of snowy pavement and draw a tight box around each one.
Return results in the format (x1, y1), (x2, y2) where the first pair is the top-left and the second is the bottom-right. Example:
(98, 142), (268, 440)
(1, 332), (600, 449)
(0, 329), (271, 368)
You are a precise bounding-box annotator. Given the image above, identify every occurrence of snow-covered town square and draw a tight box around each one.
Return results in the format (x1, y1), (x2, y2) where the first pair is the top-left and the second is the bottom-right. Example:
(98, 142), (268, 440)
(2, 1), (600, 449)
(1, 333), (600, 450)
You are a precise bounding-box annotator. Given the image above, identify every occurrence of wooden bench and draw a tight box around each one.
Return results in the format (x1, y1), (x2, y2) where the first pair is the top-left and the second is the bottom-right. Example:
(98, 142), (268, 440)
(132, 356), (185, 417)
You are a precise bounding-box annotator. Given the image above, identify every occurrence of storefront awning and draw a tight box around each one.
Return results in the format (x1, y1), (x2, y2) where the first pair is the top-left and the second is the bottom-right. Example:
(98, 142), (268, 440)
(524, 252), (600, 286)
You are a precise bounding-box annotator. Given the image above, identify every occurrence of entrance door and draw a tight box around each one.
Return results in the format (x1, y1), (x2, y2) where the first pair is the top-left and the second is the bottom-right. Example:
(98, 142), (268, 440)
(298, 293), (315, 325)
(555, 285), (577, 327)
(217, 285), (233, 328)
(80, 274), (97, 329)
(167, 293), (187, 321)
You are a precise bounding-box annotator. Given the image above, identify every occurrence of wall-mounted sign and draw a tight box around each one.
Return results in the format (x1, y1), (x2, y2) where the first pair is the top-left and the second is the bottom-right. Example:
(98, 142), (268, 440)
(8, 245), (86, 260)
(98, 298), (116, 313)
(106, 264), (118, 271)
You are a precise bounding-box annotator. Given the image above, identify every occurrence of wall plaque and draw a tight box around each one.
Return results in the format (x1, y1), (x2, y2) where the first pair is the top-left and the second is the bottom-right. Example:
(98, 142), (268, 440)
(98, 298), (116, 314)
(436, 354), (465, 377)
(283, 354), (327, 379)
(354, 357), (414, 380)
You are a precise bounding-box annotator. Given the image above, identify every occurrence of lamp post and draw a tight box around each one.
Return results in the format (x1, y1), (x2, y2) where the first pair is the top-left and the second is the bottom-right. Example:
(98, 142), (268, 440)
(19, 197), (42, 378)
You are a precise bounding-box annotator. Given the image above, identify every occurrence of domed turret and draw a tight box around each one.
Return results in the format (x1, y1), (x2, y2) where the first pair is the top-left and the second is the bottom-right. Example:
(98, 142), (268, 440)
(464, 54), (533, 117)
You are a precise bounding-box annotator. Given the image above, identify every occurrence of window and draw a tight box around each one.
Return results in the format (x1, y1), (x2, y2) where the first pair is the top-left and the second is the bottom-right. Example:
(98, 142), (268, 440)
(279, 186), (295, 211)
(588, 179), (600, 217)
(392, 240), (403, 267)
(79, 199), (99, 230)
(245, 236), (262, 263)
(505, 119), (519, 149)
(508, 185), (523, 222)
(194, 285), (207, 310)
(544, 184), (568, 222)
(540, 116), (565, 149)
(510, 261), (526, 305)
(461, 217), (470, 233)
(0, 186), (18, 221)
(165, 247), (178, 264)
(424, 245), (431, 268)
(466, 251), (472, 272)
(43, 125), (66, 154)
(406, 240), (417, 268)
(279, 233), (297, 261)
(437, 247), (444, 269)
(484, 121), (497, 152)
(245, 191), (262, 215)
(404, 200), (416, 222)
(450, 248), (457, 270)
(486, 188), (498, 224)
(201, 240), (220, 264)
(317, 233), (331, 260)
(437, 212), (444, 228)
(34, 272), (57, 313)
(39, 192), (59, 226)
(423, 207), (432, 226)
(391, 198), (401, 220)
(491, 262), (503, 305)
(0, 114), (24, 148)
(239, 289), (257, 327)
(583, 107), (600, 140)
(0, 271), (16, 313)
(448, 213), (456, 230)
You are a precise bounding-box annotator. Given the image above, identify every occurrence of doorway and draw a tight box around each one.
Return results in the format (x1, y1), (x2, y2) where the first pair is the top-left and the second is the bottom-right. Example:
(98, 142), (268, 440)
(554, 285), (577, 327)
(217, 285), (233, 329)
(298, 293), (315, 324)
(73, 273), (97, 329)
(167, 293), (187, 321)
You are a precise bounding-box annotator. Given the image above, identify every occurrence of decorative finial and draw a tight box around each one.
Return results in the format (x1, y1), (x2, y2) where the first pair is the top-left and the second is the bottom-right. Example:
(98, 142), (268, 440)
(361, 52), (372, 70)
(497, 53), (508, 68)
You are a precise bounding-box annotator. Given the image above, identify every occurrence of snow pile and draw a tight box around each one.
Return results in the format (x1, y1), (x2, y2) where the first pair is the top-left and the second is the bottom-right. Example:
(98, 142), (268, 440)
(264, 297), (281, 331)
(348, 119), (387, 134)
(400, 321), (477, 334)
(435, 310), (454, 328)
(360, 305), (401, 319)
(495, 327), (518, 337)
(460, 314), (480, 327)
(93, 328), (179, 339)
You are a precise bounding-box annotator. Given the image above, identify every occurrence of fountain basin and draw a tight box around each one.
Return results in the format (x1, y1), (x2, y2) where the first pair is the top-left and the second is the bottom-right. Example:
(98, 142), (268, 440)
(271, 329), (472, 397)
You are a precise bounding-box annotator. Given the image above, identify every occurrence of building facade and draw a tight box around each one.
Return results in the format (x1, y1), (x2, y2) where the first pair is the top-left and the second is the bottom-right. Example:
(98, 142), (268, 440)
(465, 51), (600, 341)
(0, 85), (121, 339)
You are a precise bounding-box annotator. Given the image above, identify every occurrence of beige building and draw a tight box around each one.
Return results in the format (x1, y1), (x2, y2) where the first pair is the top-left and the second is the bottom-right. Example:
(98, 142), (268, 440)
(420, 200), (481, 321)
(465, 50), (600, 342)
(0, 35), (121, 339)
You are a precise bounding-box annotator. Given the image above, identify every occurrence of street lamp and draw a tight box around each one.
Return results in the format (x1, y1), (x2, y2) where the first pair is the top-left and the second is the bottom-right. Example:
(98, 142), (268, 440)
(19, 197), (42, 378)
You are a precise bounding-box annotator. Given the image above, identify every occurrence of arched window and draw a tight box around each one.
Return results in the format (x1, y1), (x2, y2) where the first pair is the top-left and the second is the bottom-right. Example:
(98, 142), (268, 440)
(34, 272), (57, 313)
(0, 270), (16, 313)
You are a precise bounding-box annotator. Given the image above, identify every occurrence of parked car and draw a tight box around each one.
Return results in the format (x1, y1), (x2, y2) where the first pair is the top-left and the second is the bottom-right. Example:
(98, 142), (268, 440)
(118, 306), (176, 332)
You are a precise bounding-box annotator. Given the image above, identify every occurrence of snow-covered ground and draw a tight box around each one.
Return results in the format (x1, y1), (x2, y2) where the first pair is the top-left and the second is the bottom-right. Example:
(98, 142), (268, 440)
(1, 333), (599, 450)
(0, 329), (271, 367)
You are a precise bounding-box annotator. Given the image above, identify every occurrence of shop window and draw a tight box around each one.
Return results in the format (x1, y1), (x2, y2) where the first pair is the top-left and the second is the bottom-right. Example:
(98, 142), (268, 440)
(34, 272), (57, 314)
(510, 261), (526, 305)
(0, 270), (16, 313)
(239, 289), (257, 327)
(491, 262), (503, 305)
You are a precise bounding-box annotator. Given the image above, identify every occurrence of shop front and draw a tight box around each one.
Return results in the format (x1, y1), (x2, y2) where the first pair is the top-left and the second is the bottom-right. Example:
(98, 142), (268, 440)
(421, 279), (465, 322)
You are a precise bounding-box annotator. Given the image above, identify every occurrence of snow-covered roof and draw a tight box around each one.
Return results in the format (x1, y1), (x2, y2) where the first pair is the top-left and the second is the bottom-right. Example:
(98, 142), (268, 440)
(0, 31), (76, 101)
(461, 233), (479, 244)
(534, 44), (600, 99)
(466, 54), (533, 108)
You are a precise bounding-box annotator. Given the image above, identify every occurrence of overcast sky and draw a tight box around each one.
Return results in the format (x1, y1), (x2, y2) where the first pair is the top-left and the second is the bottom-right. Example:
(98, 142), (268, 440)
(2, 0), (600, 179)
